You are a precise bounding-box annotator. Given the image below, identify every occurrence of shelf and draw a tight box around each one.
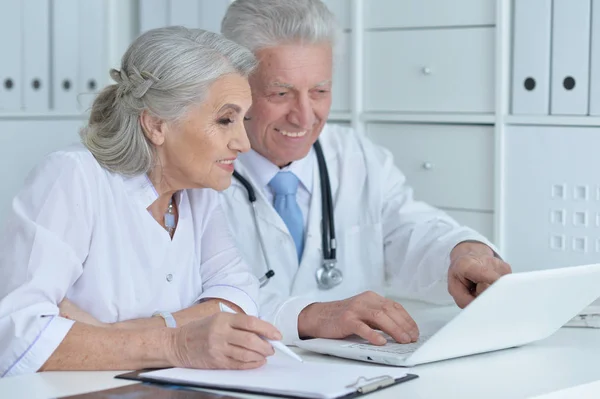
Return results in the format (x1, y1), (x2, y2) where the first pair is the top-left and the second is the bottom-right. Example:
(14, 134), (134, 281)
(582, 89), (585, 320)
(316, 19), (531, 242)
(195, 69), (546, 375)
(0, 113), (88, 121)
(362, 112), (495, 124)
(505, 115), (600, 127)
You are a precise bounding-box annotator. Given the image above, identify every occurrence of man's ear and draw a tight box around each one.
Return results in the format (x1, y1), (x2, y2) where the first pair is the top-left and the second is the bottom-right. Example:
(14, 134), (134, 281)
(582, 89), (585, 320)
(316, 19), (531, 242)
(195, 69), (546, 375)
(140, 110), (167, 146)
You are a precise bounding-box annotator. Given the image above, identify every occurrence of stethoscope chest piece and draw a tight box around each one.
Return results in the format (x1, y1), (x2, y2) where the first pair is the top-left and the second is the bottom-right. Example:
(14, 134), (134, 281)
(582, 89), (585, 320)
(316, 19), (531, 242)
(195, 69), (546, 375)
(316, 260), (343, 289)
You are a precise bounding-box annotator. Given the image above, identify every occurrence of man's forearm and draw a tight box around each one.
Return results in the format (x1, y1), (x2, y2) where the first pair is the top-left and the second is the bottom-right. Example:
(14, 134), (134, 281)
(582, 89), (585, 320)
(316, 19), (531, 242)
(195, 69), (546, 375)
(40, 322), (173, 371)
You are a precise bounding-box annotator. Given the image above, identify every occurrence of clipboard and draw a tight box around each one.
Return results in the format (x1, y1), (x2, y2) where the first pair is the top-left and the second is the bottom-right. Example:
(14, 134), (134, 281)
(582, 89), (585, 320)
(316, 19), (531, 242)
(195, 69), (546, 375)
(59, 381), (240, 398)
(115, 368), (418, 399)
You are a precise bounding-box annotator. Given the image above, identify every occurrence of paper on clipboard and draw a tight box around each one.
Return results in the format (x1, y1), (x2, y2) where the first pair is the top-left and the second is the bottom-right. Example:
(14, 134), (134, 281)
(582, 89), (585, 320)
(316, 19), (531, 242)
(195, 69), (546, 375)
(137, 354), (416, 399)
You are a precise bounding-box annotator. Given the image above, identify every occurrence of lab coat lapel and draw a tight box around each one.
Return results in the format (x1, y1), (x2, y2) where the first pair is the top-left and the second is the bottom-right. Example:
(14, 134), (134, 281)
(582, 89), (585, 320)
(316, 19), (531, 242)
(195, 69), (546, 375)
(230, 163), (291, 237)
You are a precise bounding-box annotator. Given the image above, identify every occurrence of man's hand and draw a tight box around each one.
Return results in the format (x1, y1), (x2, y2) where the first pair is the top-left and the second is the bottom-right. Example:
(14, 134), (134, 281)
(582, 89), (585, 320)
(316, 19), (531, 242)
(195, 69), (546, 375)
(448, 241), (512, 308)
(297, 291), (419, 345)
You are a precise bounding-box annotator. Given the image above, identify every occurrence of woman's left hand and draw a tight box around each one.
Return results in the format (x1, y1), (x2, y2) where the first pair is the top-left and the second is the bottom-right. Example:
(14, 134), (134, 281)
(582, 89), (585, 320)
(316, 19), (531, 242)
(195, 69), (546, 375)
(59, 298), (106, 327)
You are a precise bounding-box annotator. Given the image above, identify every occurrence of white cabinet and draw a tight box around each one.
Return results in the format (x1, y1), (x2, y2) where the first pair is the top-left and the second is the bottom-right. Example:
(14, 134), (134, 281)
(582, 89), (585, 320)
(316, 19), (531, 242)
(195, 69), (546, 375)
(445, 209), (494, 241)
(322, 0), (351, 30)
(504, 125), (600, 271)
(364, 0), (495, 29)
(367, 123), (494, 211)
(331, 32), (351, 113)
(364, 28), (495, 113)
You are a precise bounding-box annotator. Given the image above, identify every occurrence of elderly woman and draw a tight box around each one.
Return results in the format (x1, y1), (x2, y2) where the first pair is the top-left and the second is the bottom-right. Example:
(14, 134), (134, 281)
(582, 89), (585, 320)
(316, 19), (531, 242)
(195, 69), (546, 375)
(0, 27), (281, 377)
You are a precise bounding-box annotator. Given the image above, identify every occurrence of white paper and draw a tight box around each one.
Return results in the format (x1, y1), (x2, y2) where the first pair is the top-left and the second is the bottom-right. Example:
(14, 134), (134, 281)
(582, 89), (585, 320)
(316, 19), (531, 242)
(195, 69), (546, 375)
(140, 354), (409, 399)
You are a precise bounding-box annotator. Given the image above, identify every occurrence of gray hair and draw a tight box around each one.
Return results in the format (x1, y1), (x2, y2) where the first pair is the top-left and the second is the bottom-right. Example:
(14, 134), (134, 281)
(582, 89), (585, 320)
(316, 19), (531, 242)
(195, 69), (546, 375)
(80, 26), (257, 176)
(221, 0), (337, 52)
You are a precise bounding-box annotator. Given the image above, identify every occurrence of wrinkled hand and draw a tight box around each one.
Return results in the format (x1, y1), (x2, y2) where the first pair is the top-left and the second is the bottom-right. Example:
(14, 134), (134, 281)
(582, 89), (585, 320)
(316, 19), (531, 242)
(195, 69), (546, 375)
(448, 242), (512, 308)
(298, 291), (419, 345)
(59, 298), (105, 327)
(169, 313), (281, 370)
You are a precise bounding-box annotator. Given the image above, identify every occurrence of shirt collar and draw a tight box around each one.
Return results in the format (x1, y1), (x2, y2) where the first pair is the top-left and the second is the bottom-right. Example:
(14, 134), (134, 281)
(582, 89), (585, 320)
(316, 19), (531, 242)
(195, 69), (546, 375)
(237, 148), (314, 194)
(122, 173), (160, 209)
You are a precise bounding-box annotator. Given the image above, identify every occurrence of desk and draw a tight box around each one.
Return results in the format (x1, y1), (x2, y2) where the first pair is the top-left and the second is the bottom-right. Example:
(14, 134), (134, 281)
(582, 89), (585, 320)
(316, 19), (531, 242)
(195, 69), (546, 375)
(2, 302), (600, 399)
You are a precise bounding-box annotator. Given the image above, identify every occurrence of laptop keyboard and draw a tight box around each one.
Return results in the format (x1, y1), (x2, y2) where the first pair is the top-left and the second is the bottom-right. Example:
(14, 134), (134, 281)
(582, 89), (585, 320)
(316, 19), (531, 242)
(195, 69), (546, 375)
(342, 333), (434, 355)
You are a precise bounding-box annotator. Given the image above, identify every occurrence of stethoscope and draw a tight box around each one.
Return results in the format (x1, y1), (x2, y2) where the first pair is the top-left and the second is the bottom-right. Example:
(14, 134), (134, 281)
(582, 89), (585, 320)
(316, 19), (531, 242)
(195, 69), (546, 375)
(232, 140), (343, 290)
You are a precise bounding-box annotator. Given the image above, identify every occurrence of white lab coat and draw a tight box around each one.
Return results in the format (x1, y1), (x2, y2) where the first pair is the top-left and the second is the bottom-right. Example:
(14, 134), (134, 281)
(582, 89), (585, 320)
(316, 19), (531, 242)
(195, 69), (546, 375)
(0, 145), (259, 377)
(221, 124), (494, 343)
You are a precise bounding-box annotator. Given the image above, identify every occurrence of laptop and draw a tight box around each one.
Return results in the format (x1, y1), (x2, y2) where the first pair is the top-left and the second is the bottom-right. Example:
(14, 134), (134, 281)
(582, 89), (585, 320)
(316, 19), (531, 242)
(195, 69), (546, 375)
(294, 263), (600, 366)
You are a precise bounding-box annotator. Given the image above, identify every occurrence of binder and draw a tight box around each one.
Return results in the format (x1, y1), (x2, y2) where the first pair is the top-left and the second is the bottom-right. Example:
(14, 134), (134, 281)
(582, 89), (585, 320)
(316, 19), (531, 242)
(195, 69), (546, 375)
(51, 0), (80, 112)
(116, 358), (418, 399)
(199, 0), (230, 33)
(511, 0), (552, 115)
(588, 1), (600, 115)
(78, 0), (106, 112)
(140, 0), (169, 32)
(0, 0), (23, 111)
(550, 0), (592, 115)
(170, 0), (201, 28)
(22, 0), (50, 112)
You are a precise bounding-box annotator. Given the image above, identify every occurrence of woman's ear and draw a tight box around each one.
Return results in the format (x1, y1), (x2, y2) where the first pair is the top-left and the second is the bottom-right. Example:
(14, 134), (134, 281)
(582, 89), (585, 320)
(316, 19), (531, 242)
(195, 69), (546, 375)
(140, 110), (167, 146)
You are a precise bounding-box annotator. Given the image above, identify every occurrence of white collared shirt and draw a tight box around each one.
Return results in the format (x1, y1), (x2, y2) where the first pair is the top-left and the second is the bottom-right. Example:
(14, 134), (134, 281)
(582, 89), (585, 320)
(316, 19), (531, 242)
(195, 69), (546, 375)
(0, 144), (259, 377)
(237, 149), (314, 228)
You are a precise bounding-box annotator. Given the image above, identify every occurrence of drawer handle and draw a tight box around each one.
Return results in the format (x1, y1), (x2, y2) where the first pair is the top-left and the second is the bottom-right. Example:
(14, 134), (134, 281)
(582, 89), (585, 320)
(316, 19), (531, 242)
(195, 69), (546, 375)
(422, 161), (434, 170)
(421, 67), (432, 75)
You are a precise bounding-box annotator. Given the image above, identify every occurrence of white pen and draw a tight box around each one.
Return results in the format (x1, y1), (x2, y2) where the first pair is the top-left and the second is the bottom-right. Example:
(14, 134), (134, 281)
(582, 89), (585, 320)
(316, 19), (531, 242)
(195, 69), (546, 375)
(219, 302), (304, 363)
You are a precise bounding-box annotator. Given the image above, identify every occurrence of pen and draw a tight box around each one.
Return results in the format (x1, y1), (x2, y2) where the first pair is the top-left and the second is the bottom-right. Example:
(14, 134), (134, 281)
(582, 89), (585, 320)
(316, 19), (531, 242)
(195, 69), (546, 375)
(219, 302), (304, 363)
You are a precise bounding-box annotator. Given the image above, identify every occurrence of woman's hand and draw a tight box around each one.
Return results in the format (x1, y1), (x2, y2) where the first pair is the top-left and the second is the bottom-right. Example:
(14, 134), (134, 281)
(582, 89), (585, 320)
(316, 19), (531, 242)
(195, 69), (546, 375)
(59, 298), (106, 327)
(168, 312), (282, 370)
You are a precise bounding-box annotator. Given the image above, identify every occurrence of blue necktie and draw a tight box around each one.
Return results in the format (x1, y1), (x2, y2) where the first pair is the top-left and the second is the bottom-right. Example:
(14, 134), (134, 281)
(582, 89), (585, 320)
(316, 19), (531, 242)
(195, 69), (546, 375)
(269, 172), (304, 262)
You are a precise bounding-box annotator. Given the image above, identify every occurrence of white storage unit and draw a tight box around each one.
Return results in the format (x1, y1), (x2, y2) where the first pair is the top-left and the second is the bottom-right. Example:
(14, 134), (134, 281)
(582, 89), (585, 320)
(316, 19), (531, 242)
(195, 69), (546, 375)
(364, 28), (495, 113)
(363, 0), (495, 29)
(356, 0), (497, 245)
(331, 32), (352, 114)
(367, 123), (494, 212)
(503, 125), (600, 270)
(356, 0), (600, 271)
(3, 0), (600, 273)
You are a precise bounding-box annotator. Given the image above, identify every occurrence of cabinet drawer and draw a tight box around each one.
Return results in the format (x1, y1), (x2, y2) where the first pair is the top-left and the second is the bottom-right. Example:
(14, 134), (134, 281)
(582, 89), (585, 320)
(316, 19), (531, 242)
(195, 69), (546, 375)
(444, 209), (494, 241)
(364, 0), (495, 29)
(365, 28), (495, 113)
(367, 123), (494, 211)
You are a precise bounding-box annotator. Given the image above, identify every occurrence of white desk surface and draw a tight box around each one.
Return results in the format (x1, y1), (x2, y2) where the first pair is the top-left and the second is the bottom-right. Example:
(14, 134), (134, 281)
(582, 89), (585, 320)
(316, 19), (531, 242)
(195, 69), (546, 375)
(2, 301), (600, 399)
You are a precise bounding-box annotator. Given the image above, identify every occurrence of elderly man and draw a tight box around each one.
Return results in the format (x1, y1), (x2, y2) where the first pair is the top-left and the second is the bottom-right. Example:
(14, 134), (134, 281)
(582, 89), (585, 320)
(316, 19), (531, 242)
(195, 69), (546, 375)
(220, 0), (511, 345)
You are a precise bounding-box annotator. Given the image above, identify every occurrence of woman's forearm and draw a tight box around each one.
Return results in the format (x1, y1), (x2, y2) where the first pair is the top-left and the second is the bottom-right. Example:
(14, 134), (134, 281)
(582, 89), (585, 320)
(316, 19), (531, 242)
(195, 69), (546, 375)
(39, 322), (174, 371)
(111, 299), (242, 329)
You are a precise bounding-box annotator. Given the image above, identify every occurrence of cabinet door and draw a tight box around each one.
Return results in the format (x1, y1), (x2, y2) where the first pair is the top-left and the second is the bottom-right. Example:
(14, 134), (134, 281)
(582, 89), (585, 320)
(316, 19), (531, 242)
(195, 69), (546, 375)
(504, 126), (600, 271)
(364, 0), (495, 29)
(445, 209), (494, 241)
(365, 28), (495, 113)
(332, 32), (351, 113)
(367, 123), (494, 211)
